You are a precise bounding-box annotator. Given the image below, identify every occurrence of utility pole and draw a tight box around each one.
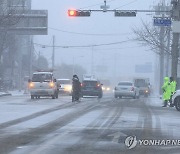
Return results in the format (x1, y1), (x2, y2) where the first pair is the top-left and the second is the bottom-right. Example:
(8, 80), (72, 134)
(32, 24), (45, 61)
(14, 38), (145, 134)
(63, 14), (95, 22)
(166, 27), (171, 76)
(171, 0), (180, 81)
(154, 1), (168, 94)
(52, 35), (55, 70)
(29, 37), (33, 78)
(38, 50), (40, 68)
(91, 46), (94, 74)
(159, 15), (165, 94)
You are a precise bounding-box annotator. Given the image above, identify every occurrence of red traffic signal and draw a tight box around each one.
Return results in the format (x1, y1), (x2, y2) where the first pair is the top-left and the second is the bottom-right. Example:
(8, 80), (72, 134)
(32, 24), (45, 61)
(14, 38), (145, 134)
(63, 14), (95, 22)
(68, 10), (77, 16)
(68, 10), (91, 17)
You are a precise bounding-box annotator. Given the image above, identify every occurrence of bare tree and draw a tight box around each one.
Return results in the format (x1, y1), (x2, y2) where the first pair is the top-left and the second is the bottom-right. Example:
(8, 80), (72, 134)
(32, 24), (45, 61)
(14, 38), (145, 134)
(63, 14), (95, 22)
(132, 20), (172, 94)
(0, 0), (24, 78)
(132, 20), (171, 55)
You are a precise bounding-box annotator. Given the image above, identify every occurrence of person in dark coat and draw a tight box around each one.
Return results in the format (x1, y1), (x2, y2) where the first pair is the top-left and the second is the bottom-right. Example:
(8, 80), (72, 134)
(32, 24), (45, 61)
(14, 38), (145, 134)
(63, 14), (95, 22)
(72, 75), (81, 102)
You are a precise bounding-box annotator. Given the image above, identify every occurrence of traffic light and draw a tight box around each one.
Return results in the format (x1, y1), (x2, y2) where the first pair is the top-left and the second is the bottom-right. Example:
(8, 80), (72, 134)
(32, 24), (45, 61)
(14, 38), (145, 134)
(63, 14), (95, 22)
(114, 11), (136, 17)
(68, 10), (91, 17)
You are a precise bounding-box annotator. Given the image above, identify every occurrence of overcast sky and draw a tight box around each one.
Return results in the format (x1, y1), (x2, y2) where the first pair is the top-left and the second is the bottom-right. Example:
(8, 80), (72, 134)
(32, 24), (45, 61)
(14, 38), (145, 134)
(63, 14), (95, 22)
(31, 0), (170, 83)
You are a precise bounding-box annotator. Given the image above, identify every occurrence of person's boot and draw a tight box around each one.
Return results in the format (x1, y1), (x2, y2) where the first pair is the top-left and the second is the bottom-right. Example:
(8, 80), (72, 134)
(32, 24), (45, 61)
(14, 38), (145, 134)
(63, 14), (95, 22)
(162, 101), (167, 107)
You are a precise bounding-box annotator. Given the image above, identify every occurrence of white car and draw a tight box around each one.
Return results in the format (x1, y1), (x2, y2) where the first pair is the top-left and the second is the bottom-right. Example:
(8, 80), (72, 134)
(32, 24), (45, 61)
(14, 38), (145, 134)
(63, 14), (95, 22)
(28, 72), (58, 99)
(114, 81), (139, 99)
(57, 79), (72, 95)
(172, 90), (180, 111)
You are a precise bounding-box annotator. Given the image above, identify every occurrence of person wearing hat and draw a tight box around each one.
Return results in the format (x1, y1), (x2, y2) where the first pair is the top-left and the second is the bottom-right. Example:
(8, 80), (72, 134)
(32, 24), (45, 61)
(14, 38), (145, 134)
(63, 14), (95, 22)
(162, 77), (171, 107)
(72, 75), (81, 102)
(169, 77), (177, 107)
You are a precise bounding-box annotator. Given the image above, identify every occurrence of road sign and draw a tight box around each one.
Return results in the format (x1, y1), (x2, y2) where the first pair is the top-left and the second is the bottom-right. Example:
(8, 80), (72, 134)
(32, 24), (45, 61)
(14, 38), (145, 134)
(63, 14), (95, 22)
(153, 18), (171, 26)
(135, 63), (153, 73)
(115, 11), (136, 17)
(7, 10), (48, 35)
(172, 21), (180, 33)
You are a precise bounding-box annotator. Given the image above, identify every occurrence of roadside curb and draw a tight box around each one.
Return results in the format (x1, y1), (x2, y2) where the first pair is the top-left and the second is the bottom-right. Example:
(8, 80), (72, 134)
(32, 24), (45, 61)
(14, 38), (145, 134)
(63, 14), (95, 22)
(0, 93), (12, 97)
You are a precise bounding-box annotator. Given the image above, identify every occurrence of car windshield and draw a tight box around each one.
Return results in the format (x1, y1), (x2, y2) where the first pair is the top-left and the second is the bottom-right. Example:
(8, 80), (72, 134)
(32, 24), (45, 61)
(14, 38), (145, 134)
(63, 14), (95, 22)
(32, 73), (52, 82)
(134, 79), (147, 87)
(118, 82), (132, 86)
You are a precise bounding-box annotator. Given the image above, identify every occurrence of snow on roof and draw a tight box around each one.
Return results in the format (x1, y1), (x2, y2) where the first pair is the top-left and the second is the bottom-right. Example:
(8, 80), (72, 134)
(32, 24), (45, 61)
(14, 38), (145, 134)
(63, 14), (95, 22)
(57, 79), (71, 81)
(33, 72), (53, 74)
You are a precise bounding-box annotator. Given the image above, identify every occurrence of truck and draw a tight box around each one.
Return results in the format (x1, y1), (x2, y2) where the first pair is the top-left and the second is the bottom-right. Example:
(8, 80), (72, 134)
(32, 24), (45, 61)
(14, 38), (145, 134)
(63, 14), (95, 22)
(133, 78), (151, 97)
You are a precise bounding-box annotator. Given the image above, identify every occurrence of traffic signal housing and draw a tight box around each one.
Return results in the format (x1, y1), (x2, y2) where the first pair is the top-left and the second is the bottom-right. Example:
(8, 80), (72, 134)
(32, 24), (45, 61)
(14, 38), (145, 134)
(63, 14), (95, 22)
(115, 11), (136, 17)
(68, 10), (91, 17)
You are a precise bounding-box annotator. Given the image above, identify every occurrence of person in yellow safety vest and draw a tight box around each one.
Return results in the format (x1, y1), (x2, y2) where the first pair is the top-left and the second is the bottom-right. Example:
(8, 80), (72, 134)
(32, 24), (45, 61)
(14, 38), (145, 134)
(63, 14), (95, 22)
(162, 77), (171, 107)
(169, 77), (177, 107)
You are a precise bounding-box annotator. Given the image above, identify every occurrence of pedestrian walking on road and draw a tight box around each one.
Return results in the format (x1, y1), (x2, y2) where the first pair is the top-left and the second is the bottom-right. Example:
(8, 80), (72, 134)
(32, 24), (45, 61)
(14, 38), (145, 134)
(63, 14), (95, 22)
(72, 75), (81, 102)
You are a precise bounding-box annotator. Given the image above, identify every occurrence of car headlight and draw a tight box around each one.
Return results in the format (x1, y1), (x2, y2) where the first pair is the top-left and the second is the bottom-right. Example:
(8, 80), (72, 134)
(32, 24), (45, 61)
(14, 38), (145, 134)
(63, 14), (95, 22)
(145, 90), (149, 93)
(65, 86), (72, 92)
(49, 82), (55, 88)
(28, 82), (34, 89)
(102, 87), (105, 90)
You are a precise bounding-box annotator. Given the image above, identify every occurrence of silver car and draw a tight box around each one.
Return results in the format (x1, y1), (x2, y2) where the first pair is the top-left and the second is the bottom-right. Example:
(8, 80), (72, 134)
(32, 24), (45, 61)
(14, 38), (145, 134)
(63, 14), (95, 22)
(114, 81), (139, 99)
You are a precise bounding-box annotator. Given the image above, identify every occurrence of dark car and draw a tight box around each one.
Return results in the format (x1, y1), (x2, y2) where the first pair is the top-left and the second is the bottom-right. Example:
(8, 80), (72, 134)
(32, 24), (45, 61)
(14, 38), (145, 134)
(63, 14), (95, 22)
(81, 80), (103, 98)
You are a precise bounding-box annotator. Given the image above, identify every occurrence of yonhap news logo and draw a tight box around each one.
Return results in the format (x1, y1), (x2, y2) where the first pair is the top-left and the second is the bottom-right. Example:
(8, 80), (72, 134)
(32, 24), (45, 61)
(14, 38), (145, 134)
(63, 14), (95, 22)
(125, 136), (180, 149)
(125, 136), (138, 149)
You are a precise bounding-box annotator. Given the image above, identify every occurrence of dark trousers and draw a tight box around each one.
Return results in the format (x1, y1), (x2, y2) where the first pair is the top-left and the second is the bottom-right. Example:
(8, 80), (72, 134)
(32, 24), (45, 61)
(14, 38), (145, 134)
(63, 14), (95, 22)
(163, 100), (168, 107)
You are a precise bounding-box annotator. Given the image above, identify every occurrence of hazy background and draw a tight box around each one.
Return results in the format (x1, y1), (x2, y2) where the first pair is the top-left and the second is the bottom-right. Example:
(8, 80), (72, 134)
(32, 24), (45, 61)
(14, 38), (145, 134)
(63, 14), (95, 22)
(31, 0), (168, 87)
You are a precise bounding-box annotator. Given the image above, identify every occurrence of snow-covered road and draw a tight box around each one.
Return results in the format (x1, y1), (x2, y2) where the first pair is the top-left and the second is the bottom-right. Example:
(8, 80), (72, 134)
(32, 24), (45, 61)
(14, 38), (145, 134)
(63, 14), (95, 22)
(0, 93), (180, 154)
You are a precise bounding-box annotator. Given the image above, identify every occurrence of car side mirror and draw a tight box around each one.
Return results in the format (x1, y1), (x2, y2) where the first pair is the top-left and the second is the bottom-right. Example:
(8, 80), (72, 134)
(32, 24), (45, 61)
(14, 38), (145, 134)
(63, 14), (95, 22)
(53, 79), (57, 82)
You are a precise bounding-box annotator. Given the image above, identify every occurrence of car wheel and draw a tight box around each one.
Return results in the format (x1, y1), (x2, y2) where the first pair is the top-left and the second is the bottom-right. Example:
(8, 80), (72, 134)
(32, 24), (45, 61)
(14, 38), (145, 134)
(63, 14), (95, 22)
(144, 94), (148, 98)
(133, 94), (136, 99)
(52, 94), (56, 99)
(56, 92), (58, 99)
(175, 97), (180, 111)
(98, 94), (102, 98)
(31, 95), (34, 99)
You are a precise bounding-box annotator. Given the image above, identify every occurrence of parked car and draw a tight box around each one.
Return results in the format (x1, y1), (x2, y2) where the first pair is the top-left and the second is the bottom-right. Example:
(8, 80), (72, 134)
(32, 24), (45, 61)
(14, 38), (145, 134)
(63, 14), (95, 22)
(57, 79), (72, 95)
(172, 90), (180, 111)
(28, 71), (58, 99)
(114, 81), (139, 99)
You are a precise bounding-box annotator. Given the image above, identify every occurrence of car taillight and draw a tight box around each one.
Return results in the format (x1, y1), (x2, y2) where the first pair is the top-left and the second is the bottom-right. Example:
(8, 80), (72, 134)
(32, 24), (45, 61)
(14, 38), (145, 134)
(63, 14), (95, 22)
(49, 82), (55, 88)
(145, 90), (148, 93)
(131, 87), (134, 91)
(28, 82), (34, 89)
(81, 83), (84, 87)
(96, 84), (100, 87)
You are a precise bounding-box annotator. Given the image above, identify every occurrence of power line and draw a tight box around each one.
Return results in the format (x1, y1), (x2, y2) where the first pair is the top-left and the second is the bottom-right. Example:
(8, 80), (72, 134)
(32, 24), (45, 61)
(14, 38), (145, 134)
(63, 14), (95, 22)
(115, 0), (138, 9)
(48, 27), (131, 36)
(33, 39), (132, 48)
(78, 0), (118, 9)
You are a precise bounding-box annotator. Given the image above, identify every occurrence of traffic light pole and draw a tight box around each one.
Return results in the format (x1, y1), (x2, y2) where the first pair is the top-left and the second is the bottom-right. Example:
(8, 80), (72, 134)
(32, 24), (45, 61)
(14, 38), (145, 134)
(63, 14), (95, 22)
(171, 0), (180, 81)
(52, 35), (55, 70)
(68, 9), (170, 17)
